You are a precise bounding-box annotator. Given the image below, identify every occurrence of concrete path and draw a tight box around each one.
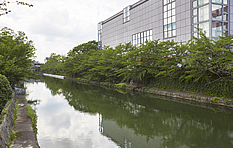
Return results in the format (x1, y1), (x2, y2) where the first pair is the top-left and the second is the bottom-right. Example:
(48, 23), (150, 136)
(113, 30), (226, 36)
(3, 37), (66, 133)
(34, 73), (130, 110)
(11, 95), (39, 148)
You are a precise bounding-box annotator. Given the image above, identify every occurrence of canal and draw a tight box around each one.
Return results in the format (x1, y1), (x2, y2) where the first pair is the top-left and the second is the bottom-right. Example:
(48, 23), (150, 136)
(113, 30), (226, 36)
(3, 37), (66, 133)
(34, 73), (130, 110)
(25, 76), (233, 148)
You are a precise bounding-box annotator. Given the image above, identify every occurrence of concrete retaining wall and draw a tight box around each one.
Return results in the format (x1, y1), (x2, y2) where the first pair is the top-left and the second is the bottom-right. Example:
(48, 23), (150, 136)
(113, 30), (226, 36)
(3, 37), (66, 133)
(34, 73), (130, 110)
(0, 92), (16, 148)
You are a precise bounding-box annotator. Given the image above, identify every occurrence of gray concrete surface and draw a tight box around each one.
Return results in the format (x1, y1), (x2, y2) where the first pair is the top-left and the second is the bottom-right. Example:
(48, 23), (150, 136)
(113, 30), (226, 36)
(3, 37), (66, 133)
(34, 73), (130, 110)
(11, 95), (39, 148)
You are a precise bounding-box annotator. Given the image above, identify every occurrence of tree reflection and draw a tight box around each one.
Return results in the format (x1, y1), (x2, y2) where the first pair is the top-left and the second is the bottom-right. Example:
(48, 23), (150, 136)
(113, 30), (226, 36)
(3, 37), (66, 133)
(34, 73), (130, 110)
(40, 76), (233, 147)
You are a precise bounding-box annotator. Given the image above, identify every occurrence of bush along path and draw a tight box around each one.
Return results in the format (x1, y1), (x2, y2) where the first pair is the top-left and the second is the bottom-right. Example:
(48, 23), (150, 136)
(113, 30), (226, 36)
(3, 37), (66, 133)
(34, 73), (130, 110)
(11, 88), (39, 148)
(66, 77), (233, 109)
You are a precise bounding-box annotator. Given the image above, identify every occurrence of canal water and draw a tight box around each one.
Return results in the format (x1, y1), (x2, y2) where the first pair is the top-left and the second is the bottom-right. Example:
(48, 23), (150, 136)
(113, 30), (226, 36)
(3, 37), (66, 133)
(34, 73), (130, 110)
(25, 76), (233, 148)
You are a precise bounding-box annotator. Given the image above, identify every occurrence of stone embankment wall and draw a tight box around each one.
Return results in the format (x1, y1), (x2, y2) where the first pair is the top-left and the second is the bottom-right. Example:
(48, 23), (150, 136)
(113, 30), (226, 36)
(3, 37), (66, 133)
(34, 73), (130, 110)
(0, 93), (16, 147)
(66, 77), (233, 109)
(0, 88), (24, 148)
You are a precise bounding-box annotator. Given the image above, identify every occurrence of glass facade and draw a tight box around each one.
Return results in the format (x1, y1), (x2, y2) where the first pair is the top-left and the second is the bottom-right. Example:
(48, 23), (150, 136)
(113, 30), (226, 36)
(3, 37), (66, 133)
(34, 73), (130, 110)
(192, 0), (229, 39)
(132, 30), (152, 46)
(211, 0), (228, 38)
(98, 22), (103, 49)
(163, 0), (176, 39)
(123, 6), (130, 23)
(192, 0), (210, 37)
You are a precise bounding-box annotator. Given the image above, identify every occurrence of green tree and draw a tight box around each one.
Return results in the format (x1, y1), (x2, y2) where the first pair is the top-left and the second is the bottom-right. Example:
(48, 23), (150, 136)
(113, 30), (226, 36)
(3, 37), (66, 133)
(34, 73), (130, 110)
(0, 27), (36, 85)
(180, 31), (233, 83)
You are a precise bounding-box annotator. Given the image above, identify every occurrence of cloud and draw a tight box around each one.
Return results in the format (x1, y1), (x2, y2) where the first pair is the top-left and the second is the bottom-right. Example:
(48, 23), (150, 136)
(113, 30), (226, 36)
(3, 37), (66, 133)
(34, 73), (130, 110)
(0, 0), (137, 62)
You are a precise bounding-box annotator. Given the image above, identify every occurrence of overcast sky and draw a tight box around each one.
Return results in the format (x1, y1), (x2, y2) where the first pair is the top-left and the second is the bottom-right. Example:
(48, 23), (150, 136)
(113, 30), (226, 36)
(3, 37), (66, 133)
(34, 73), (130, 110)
(0, 0), (137, 63)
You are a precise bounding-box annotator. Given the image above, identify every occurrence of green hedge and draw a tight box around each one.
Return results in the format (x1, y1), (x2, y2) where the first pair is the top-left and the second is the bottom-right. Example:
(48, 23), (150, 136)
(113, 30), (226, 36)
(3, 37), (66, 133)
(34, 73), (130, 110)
(0, 74), (13, 111)
(152, 77), (233, 98)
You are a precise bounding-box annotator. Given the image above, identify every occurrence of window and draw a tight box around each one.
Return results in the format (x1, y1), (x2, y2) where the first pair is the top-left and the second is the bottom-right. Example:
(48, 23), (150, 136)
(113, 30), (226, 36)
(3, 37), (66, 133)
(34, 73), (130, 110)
(123, 6), (130, 23)
(98, 22), (103, 49)
(212, 0), (222, 4)
(132, 30), (152, 46)
(198, 0), (209, 6)
(212, 4), (222, 21)
(223, 0), (227, 4)
(124, 138), (131, 148)
(199, 22), (210, 36)
(163, 0), (176, 39)
(192, 0), (209, 38)
(211, 2), (229, 38)
(199, 5), (209, 22)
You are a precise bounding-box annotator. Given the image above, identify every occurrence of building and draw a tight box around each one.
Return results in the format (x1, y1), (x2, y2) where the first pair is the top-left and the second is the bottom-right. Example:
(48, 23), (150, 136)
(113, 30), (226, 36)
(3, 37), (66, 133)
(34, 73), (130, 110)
(98, 0), (232, 49)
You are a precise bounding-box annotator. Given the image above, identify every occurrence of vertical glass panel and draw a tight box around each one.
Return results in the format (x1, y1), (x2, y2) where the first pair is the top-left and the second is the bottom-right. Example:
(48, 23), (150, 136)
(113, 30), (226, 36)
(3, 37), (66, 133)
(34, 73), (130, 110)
(172, 2), (175, 9)
(168, 3), (171, 10)
(223, 0), (228, 4)
(199, 5), (209, 22)
(150, 30), (152, 36)
(212, 21), (222, 37)
(164, 0), (167, 5)
(141, 32), (144, 44)
(193, 1), (197, 8)
(172, 9), (175, 16)
(223, 6), (228, 13)
(172, 23), (176, 30)
(168, 10), (171, 17)
(199, 22), (209, 37)
(193, 24), (198, 32)
(194, 32), (198, 38)
(199, 0), (209, 5)
(164, 5), (167, 12)
(172, 16), (176, 23)
(147, 30), (150, 36)
(212, 0), (222, 4)
(223, 14), (228, 21)
(147, 36), (150, 42)
(164, 12), (168, 18)
(144, 31), (147, 38)
(193, 9), (197, 16)
(172, 30), (176, 36)
(164, 32), (168, 38)
(223, 22), (228, 30)
(137, 33), (140, 39)
(150, 35), (152, 41)
(212, 4), (222, 21)
(193, 16), (197, 24)
(168, 17), (171, 24)
(168, 24), (172, 30)
(164, 25), (168, 31)
(168, 31), (172, 37)
(164, 18), (168, 25)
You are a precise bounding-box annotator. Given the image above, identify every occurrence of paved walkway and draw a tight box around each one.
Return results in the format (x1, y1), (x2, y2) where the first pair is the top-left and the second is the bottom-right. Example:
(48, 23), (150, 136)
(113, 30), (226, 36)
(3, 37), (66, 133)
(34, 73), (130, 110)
(11, 94), (39, 148)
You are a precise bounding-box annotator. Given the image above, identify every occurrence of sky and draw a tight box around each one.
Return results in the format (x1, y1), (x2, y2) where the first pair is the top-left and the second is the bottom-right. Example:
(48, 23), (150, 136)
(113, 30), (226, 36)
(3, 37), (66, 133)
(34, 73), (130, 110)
(0, 0), (137, 63)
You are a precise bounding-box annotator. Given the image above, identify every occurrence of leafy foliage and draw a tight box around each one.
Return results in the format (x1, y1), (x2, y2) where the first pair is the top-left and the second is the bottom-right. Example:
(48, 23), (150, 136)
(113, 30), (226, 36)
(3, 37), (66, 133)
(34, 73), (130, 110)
(41, 31), (233, 97)
(0, 27), (36, 85)
(0, 74), (13, 111)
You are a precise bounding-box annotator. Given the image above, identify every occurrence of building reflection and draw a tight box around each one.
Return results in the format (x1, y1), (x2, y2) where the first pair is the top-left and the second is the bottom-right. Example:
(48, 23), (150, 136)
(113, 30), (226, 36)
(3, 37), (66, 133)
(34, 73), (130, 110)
(99, 114), (165, 148)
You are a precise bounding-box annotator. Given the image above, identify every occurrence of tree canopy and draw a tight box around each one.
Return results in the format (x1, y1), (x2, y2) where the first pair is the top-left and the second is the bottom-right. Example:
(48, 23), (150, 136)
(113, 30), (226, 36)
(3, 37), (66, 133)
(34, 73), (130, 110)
(41, 31), (233, 97)
(0, 27), (36, 85)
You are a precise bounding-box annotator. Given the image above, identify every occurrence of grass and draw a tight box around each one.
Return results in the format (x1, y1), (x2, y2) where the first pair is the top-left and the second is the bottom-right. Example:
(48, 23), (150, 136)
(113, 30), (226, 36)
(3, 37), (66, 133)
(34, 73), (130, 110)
(26, 105), (38, 135)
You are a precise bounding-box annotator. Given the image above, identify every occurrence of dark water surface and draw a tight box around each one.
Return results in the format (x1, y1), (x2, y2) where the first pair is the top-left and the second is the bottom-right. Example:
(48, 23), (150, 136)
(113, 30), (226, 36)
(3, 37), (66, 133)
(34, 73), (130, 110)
(25, 76), (233, 148)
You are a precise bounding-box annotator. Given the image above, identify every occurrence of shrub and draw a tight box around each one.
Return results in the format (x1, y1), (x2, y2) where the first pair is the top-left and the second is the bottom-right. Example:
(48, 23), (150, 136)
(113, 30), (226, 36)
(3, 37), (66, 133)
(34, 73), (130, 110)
(0, 74), (13, 112)
(115, 83), (127, 89)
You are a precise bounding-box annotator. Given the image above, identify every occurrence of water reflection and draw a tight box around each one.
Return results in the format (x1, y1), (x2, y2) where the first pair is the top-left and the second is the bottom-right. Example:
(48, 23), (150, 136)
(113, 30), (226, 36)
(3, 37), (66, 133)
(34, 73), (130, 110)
(26, 76), (233, 148)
